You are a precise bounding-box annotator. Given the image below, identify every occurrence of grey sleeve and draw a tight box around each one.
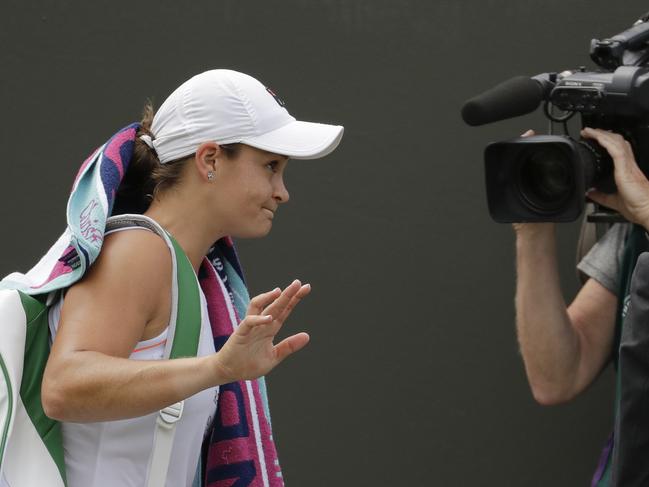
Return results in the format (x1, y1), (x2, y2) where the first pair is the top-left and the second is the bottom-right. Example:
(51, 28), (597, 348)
(577, 222), (631, 293)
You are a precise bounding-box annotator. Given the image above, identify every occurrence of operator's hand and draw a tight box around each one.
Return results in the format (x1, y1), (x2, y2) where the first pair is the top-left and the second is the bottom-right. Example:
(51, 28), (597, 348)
(214, 279), (311, 382)
(582, 127), (649, 227)
(512, 130), (555, 236)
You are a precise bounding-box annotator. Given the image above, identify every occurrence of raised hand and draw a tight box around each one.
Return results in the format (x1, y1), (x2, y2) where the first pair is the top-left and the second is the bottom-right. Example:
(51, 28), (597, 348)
(213, 279), (312, 382)
(582, 127), (649, 227)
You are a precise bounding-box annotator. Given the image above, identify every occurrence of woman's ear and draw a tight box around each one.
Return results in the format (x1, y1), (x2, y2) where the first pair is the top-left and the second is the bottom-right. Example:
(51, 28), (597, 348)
(194, 142), (222, 181)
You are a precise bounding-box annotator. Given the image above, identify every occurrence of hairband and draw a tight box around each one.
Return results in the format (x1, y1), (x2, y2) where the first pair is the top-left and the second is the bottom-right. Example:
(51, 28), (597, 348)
(139, 134), (155, 149)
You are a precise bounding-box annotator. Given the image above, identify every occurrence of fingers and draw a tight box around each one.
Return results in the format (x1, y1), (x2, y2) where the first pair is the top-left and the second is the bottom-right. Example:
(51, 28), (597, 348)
(277, 284), (311, 323)
(587, 189), (621, 213)
(581, 127), (636, 172)
(237, 314), (273, 336)
(273, 332), (310, 363)
(262, 279), (303, 320)
(521, 129), (535, 137)
(248, 288), (281, 315)
(243, 279), (310, 339)
(581, 127), (626, 147)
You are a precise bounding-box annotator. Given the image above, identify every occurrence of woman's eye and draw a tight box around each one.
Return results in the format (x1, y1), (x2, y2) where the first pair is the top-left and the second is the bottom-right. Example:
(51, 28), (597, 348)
(266, 161), (278, 172)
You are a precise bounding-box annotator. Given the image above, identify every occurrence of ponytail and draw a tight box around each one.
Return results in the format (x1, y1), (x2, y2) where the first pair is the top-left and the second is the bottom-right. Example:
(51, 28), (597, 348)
(112, 101), (188, 215)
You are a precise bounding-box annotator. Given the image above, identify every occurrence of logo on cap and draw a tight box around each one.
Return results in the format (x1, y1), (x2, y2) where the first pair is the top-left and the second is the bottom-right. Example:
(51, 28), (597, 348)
(266, 87), (285, 107)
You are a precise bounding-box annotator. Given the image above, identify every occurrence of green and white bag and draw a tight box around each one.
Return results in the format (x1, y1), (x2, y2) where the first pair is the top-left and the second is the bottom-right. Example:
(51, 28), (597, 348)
(0, 215), (202, 487)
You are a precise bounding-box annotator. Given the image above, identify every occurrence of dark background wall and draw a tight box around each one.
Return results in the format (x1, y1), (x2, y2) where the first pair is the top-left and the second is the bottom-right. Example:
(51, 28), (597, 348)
(1, 1), (646, 485)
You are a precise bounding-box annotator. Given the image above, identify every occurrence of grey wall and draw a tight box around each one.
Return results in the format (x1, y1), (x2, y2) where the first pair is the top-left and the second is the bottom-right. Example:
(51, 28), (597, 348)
(1, 1), (645, 485)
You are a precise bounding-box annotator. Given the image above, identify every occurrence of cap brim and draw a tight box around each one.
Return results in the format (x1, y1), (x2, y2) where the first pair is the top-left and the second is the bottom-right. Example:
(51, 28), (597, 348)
(240, 120), (344, 160)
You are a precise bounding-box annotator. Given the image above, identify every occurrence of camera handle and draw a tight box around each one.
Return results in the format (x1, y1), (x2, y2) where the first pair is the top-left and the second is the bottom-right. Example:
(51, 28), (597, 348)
(591, 17), (649, 69)
(586, 203), (627, 223)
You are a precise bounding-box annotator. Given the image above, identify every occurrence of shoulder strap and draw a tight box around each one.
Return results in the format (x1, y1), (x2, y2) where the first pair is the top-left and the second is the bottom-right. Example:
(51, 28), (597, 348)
(105, 214), (202, 487)
(105, 214), (202, 360)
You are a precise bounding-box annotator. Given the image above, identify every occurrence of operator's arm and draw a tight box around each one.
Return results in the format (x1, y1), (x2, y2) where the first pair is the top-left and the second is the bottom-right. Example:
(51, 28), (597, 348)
(515, 223), (617, 405)
(42, 230), (310, 422)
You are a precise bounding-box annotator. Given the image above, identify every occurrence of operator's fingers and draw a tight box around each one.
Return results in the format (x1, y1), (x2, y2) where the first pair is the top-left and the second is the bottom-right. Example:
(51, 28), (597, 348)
(248, 288), (281, 315)
(586, 189), (621, 213)
(277, 284), (311, 323)
(237, 314), (274, 336)
(273, 332), (310, 363)
(581, 128), (636, 172)
(262, 279), (302, 319)
(521, 129), (535, 137)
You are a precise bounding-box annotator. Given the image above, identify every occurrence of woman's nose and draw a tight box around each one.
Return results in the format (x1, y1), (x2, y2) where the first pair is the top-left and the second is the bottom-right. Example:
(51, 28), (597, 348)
(274, 179), (290, 203)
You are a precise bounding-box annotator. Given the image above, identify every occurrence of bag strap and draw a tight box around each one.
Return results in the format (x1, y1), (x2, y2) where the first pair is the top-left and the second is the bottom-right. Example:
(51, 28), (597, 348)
(105, 214), (202, 487)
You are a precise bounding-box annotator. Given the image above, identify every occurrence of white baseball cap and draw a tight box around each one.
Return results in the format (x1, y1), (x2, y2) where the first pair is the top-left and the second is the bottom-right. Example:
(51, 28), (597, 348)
(148, 69), (344, 163)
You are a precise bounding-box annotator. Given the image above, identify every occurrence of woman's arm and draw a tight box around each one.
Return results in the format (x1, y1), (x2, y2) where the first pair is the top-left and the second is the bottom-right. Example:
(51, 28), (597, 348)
(42, 229), (310, 422)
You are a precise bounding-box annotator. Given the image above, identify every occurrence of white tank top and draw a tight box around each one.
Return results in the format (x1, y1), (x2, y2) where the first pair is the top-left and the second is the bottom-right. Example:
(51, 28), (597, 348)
(47, 234), (218, 487)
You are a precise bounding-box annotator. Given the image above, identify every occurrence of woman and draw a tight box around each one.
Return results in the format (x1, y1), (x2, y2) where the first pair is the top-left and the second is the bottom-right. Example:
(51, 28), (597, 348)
(35, 69), (343, 486)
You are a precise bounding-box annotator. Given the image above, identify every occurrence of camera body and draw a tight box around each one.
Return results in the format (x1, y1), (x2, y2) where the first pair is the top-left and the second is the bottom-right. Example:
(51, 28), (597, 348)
(550, 67), (649, 118)
(463, 14), (649, 223)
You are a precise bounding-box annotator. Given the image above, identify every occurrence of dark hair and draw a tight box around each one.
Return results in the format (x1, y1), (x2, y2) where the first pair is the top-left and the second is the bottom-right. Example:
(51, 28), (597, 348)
(111, 101), (241, 215)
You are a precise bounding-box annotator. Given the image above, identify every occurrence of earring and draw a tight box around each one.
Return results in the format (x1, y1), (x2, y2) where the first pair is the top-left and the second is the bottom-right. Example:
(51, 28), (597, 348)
(207, 171), (214, 181)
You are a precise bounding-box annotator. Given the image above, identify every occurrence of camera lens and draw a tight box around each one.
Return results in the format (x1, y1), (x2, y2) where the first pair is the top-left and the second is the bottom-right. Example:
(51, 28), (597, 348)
(517, 147), (574, 212)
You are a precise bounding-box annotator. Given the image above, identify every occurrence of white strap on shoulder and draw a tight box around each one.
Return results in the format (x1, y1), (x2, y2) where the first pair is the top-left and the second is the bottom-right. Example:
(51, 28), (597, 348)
(146, 401), (184, 487)
(105, 214), (186, 487)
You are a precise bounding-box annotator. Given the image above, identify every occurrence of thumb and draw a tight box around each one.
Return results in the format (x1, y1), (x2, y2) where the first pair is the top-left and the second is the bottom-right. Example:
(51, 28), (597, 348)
(273, 332), (310, 364)
(587, 190), (620, 212)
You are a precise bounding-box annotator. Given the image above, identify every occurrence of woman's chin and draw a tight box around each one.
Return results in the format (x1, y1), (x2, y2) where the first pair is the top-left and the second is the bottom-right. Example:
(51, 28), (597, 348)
(233, 222), (273, 239)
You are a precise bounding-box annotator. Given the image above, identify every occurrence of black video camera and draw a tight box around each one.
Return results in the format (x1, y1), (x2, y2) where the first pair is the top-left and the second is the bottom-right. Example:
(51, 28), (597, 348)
(462, 12), (649, 223)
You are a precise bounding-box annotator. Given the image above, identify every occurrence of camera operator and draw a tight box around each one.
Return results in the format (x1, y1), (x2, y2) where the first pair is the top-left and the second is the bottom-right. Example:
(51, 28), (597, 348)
(515, 126), (649, 484)
(460, 13), (649, 482)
